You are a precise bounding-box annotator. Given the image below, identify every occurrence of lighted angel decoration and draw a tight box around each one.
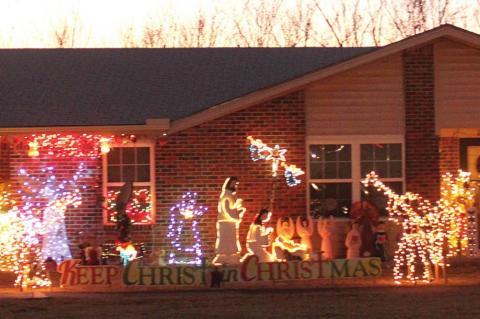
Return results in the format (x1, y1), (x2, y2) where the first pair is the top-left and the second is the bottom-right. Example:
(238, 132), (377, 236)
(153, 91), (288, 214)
(212, 177), (246, 265)
(272, 216), (306, 260)
(296, 216), (314, 260)
(345, 222), (362, 259)
(243, 209), (276, 262)
(318, 216), (335, 260)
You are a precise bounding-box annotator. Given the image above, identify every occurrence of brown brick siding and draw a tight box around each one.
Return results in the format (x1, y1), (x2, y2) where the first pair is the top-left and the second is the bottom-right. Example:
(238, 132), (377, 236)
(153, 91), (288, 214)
(155, 91), (307, 260)
(439, 137), (460, 175)
(404, 45), (440, 201)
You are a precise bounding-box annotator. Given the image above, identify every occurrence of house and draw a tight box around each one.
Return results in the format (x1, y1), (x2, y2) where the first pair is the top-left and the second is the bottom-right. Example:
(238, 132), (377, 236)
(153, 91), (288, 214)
(0, 24), (479, 261)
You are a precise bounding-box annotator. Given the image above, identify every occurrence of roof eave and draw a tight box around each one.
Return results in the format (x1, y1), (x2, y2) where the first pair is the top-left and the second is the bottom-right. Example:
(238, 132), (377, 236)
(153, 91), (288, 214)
(0, 119), (170, 135)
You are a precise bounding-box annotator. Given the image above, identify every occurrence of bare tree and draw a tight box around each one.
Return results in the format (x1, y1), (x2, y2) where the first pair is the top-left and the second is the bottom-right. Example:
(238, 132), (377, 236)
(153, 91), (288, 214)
(383, 0), (466, 41)
(280, 0), (315, 47)
(233, 0), (284, 47)
(113, 0), (474, 49)
(51, 10), (90, 48)
(311, 0), (371, 47)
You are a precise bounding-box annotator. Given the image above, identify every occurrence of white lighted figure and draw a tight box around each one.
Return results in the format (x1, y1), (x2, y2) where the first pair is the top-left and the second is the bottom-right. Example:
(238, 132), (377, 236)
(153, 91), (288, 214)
(296, 216), (314, 260)
(272, 216), (306, 260)
(212, 177), (246, 265)
(243, 209), (276, 263)
(318, 216), (335, 260)
(345, 222), (362, 259)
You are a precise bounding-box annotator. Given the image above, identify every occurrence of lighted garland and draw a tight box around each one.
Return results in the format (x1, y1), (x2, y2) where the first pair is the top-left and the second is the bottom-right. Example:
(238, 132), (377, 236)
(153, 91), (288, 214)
(167, 192), (207, 265)
(106, 188), (152, 224)
(22, 133), (136, 158)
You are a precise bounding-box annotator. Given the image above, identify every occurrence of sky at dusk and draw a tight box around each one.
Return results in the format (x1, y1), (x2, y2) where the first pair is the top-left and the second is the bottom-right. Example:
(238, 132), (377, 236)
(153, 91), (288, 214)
(0, 0), (475, 47)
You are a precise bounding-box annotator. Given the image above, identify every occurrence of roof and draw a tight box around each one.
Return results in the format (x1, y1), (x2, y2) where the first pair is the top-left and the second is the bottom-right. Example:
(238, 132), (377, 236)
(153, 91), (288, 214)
(0, 47), (375, 128)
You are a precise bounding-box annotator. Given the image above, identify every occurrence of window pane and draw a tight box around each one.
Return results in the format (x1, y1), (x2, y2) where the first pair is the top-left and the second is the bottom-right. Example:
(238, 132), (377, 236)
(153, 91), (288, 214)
(324, 145), (339, 161)
(375, 162), (387, 177)
(324, 162), (337, 179)
(389, 144), (402, 160)
(122, 165), (135, 182)
(374, 144), (387, 160)
(107, 166), (121, 182)
(310, 183), (352, 218)
(337, 145), (351, 161)
(137, 165), (150, 182)
(310, 162), (324, 179)
(108, 148), (120, 164)
(137, 147), (150, 164)
(361, 144), (373, 161)
(390, 161), (402, 178)
(338, 162), (351, 179)
(106, 186), (153, 224)
(361, 143), (403, 178)
(309, 144), (351, 180)
(122, 148), (135, 164)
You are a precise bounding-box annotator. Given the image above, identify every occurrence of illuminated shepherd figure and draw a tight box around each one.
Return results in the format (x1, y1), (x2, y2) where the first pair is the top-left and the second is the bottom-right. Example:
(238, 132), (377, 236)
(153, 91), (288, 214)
(213, 177), (246, 265)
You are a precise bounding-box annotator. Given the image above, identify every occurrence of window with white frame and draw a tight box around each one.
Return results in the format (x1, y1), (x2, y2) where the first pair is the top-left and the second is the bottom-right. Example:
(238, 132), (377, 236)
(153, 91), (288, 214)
(102, 143), (155, 225)
(308, 137), (404, 218)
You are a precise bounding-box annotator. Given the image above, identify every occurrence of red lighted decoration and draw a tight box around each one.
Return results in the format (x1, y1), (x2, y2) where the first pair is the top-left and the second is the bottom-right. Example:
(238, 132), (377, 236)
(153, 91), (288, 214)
(23, 133), (136, 158)
(106, 188), (152, 224)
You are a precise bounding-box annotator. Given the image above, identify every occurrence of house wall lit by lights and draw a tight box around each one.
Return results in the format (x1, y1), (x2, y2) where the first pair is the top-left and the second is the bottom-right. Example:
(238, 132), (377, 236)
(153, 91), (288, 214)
(0, 24), (479, 260)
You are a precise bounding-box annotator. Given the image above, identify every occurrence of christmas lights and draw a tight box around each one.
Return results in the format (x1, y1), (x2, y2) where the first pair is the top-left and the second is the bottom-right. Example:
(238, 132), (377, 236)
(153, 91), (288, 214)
(17, 163), (87, 263)
(167, 192), (207, 265)
(247, 136), (304, 186)
(247, 136), (286, 177)
(116, 242), (138, 266)
(362, 170), (478, 284)
(106, 188), (152, 224)
(283, 163), (304, 187)
(23, 133), (136, 158)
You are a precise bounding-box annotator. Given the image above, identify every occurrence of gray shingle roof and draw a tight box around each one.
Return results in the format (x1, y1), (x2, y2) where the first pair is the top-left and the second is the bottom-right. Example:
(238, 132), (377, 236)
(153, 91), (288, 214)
(0, 47), (376, 127)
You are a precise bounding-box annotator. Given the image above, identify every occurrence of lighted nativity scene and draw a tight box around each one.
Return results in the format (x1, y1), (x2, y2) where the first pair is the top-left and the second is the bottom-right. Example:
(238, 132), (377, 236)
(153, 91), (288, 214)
(0, 133), (478, 290)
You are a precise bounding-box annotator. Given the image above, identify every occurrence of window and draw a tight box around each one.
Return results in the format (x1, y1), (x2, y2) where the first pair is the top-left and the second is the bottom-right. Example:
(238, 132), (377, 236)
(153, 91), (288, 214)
(308, 137), (404, 218)
(102, 143), (155, 225)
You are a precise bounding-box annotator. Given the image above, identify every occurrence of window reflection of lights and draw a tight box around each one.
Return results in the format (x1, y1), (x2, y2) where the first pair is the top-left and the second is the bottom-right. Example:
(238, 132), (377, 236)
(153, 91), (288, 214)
(342, 206), (349, 214)
(311, 183), (319, 191)
(310, 153), (318, 159)
(320, 145), (345, 154)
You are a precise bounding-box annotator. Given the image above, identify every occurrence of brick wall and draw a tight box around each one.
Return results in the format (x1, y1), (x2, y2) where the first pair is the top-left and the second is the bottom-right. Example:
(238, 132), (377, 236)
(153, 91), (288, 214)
(439, 137), (460, 175)
(404, 45), (440, 201)
(155, 91), (307, 260)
